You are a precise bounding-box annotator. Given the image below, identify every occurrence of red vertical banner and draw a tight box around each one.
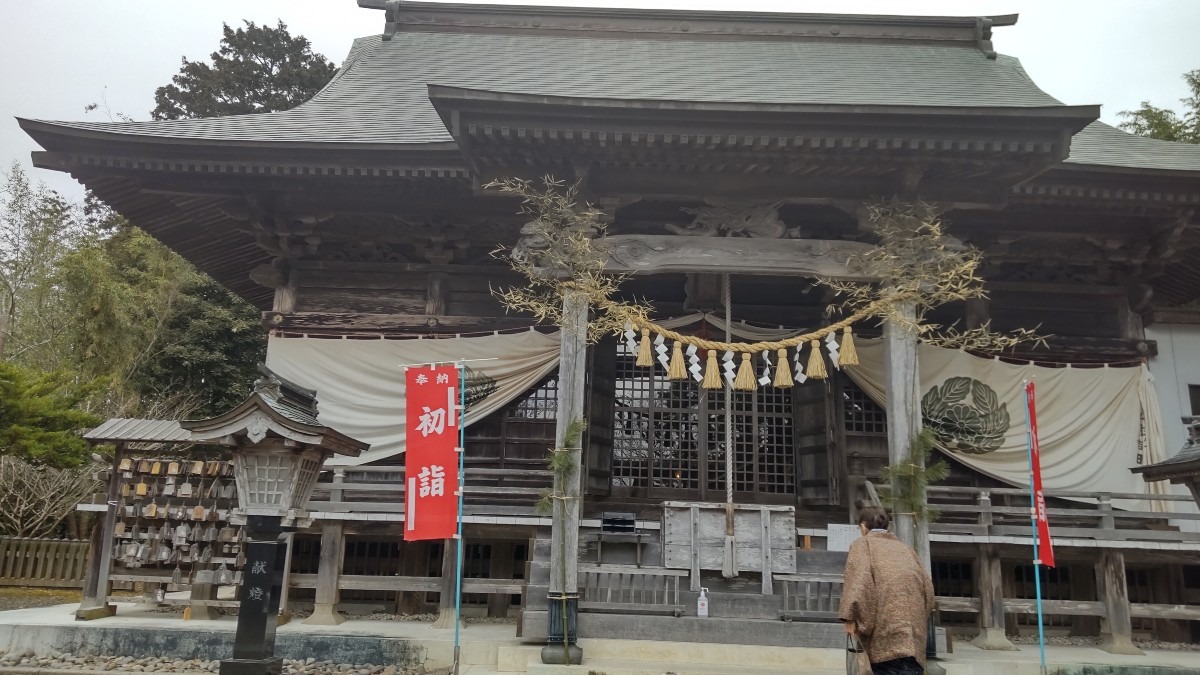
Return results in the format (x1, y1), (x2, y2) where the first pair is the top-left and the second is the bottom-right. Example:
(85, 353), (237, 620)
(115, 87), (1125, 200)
(1024, 381), (1056, 568)
(404, 365), (461, 541)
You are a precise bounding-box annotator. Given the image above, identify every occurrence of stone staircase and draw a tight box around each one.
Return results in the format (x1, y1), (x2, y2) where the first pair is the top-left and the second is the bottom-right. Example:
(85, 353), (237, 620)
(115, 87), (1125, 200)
(520, 528), (894, 650)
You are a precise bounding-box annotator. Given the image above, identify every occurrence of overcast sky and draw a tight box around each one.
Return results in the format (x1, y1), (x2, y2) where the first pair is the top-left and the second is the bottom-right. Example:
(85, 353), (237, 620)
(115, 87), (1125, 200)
(2, 0), (1198, 199)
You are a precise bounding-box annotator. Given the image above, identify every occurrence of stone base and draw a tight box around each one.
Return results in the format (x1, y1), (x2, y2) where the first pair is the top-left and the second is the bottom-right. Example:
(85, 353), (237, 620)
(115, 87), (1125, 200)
(219, 657), (283, 675)
(74, 604), (116, 621)
(971, 628), (1017, 651)
(1099, 633), (1144, 656)
(277, 611), (293, 627)
(539, 644), (582, 665)
(924, 658), (946, 675)
(303, 605), (344, 626)
(431, 608), (466, 631)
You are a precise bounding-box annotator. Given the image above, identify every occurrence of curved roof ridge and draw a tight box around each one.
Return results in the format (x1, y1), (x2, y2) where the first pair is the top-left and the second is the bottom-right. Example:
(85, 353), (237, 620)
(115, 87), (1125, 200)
(998, 54), (1065, 106)
(305, 34), (384, 105)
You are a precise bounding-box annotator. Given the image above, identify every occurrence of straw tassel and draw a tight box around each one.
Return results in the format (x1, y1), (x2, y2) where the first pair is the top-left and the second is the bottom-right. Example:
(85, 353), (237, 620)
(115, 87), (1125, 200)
(773, 348), (794, 387)
(636, 328), (653, 367)
(734, 352), (757, 391)
(806, 339), (828, 380)
(702, 350), (723, 389)
(840, 326), (859, 366)
(668, 341), (688, 380)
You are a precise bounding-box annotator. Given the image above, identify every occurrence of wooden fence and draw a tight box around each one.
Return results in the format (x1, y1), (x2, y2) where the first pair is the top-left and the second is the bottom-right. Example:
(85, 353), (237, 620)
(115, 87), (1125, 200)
(0, 537), (91, 589)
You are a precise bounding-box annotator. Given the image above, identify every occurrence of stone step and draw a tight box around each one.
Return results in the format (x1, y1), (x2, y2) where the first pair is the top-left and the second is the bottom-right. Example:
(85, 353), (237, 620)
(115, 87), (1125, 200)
(679, 589), (783, 619)
(527, 659), (843, 675)
(520, 612), (950, 652)
(504, 639), (850, 675)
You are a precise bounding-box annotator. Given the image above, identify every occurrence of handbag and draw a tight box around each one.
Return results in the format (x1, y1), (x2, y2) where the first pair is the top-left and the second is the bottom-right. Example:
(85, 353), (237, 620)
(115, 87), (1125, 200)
(846, 634), (872, 675)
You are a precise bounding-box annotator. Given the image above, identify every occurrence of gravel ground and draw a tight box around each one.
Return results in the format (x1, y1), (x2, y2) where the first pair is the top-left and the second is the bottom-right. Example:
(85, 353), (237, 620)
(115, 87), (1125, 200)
(0, 651), (442, 675)
(1009, 634), (1200, 652)
(0, 589), (83, 612)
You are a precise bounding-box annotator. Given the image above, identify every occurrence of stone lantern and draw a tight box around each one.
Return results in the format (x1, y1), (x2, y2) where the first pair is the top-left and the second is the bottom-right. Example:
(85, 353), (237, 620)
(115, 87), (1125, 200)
(182, 369), (366, 675)
(1132, 416), (1200, 507)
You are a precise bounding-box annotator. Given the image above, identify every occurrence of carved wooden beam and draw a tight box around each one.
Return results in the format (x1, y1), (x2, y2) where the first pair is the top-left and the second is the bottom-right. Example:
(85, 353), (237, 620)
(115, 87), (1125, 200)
(603, 234), (876, 280)
(263, 311), (536, 332)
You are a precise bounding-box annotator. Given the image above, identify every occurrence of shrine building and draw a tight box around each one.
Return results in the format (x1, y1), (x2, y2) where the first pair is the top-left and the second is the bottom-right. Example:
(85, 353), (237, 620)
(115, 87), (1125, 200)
(19, 0), (1200, 655)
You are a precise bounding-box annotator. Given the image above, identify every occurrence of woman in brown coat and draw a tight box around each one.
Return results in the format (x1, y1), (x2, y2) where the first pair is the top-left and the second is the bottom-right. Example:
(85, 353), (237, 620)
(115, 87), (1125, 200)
(838, 507), (935, 675)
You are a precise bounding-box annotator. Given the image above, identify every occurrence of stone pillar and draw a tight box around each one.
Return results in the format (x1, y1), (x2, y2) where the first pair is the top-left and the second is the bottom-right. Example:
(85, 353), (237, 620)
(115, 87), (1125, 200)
(304, 522), (345, 626)
(76, 444), (122, 621)
(542, 289), (588, 666)
(1096, 550), (1143, 655)
(972, 544), (1015, 650)
(220, 516), (287, 675)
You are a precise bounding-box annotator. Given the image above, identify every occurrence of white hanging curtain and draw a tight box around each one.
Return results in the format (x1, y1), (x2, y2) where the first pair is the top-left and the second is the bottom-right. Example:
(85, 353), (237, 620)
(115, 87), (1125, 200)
(266, 330), (560, 466)
(842, 339), (1171, 510)
(267, 325), (1173, 511)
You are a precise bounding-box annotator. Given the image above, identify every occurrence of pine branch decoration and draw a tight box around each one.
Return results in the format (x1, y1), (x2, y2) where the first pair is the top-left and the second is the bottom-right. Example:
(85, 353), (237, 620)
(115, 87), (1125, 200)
(879, 428), (950, 523)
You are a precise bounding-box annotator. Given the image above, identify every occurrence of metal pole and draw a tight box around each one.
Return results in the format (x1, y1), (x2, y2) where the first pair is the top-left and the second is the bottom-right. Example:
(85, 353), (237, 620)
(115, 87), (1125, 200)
(453, 362), (467, 675)
(1023, 380), (1048, 675)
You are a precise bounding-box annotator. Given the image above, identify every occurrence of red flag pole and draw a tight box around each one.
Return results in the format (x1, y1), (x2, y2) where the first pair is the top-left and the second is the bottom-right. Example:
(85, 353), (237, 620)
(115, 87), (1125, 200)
(1024, 380), (1051, 675)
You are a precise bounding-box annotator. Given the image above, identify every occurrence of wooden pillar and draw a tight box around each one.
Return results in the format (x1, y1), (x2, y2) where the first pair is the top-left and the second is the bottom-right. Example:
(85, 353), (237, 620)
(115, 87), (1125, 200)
(1096, 550), (1143, 655)
(883, 302), (924, 558)
(972, 544), (1015, 650)
(395, 541), (427, 615)
(304, 521), (345, 625)
(186, 576), (219, 621)
(277, 532), (295, 625)
(1069, 563), (1100, 637)
(433, 537), (466, 629)
(1151, 564), (1190, 643)
(964, 298), (990, 331)
(542, 289), (588, 664)
(76, 443), (121, 620)
(1000, 562), (1020, 636)
(488, 542), (515, 618)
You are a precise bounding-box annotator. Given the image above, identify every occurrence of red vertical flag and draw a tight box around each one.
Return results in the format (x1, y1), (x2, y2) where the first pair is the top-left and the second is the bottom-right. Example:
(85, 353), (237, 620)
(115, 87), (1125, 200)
(1024, 381), (1055, 568)
(404, 365), (461, 541)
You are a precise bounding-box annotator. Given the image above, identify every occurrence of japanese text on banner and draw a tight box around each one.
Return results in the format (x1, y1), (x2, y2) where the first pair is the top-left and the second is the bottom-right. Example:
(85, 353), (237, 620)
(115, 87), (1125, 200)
(404, 365), (460, 541)
(1025, 381), (1056, 568)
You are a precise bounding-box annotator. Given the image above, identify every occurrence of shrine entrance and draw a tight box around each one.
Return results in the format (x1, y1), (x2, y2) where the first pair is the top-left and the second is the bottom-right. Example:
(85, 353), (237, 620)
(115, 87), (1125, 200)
(604, 338), (834, 505)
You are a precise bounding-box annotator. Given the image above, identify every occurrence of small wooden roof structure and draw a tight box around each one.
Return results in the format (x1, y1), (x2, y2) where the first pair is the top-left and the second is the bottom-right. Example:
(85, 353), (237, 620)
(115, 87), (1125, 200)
(83, 367), (367, 458)
(1132, 417), (1200, 504)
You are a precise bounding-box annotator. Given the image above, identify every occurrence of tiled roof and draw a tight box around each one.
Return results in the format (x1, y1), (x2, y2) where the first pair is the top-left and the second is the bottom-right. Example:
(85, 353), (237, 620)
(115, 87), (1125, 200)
(84, 418), (192, 444)
(21, 13), (1200, 174)
(1066, 122), (1200, 172)
(25, 32), (1062, 146)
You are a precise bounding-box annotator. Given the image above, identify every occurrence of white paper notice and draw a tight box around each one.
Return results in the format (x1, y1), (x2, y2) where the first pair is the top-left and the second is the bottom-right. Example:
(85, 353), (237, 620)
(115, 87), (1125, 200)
(826, 524), (861, 552)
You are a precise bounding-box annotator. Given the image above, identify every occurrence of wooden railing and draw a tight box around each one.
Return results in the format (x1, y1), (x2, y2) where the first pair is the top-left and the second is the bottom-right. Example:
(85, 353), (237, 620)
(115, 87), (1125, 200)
(306, 466), (552, 514)
(776, 573), (843, 622)
(923, 485), (1200, 547)
(0, 537), (90, 589)
(578, 565), (687, 616)
(289, 573), (524, 596)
